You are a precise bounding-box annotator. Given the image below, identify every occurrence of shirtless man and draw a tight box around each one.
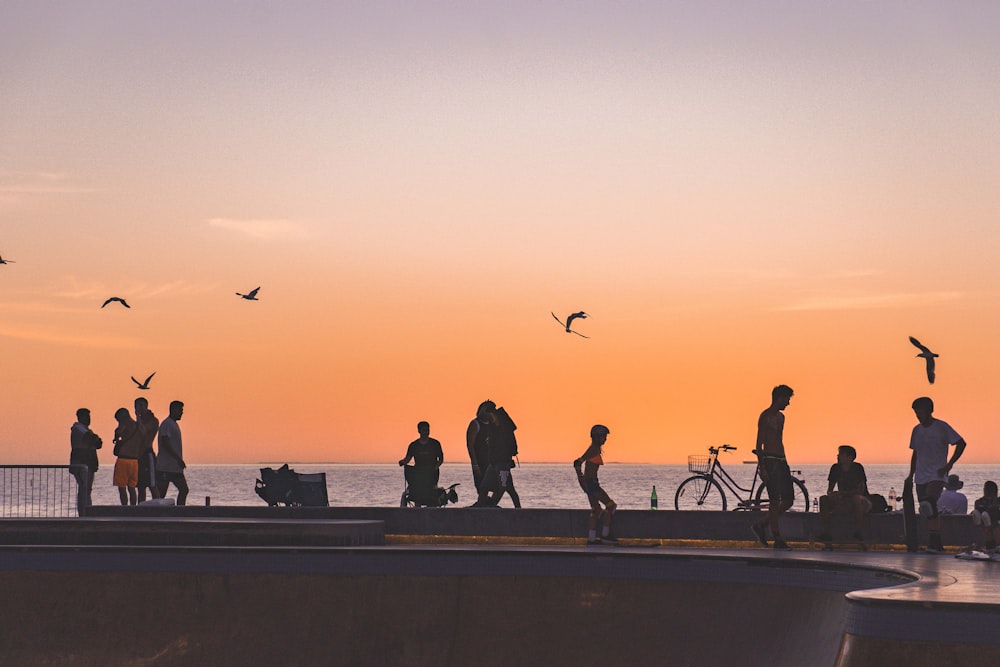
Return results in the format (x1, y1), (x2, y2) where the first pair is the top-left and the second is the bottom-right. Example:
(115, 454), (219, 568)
(751, 384), (795, 550)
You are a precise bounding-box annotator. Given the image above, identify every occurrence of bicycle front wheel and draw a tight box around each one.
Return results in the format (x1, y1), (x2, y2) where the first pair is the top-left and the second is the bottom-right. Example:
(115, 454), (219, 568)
(754, 477), (811, 512)
(675, 475), (727, 511)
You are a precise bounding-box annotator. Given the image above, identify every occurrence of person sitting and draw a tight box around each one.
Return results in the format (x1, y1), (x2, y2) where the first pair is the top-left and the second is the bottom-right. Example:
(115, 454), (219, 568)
(971, 481), (1000, 552)
(399, 421), (444, 483)
(816, 445), (872, 548)
(938, 473), (968, 515)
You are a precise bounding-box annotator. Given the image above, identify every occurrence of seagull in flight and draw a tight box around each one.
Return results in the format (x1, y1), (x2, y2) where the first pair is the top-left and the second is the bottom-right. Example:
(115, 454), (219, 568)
(0, 256), (14, 264)
(909, 336), (938, 384)
(551, 311), (590, 338)
(131, 372), (155, 390)
(236, 287), (260, 301)
(101, 297), (130, 309)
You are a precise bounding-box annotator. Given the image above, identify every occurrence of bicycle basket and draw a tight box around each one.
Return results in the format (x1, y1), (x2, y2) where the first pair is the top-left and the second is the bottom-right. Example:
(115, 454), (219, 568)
(688, 455), (711, 474)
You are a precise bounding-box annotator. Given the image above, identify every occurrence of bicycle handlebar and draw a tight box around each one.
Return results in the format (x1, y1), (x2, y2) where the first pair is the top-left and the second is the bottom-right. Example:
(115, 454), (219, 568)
(708, 444), (737, 455)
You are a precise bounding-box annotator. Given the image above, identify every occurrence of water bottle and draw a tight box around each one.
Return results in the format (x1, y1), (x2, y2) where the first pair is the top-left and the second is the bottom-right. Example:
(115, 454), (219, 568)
(651, 485), (658, 510)
(888, 486), (896, 511)
(812, 497), (819, 511)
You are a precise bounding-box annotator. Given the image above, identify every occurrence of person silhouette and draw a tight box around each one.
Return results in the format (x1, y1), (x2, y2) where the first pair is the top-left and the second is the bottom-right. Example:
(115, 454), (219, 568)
(751, 385), (795, 550)
(134, 397), (160, 502)
(69, 408), (102, 508)
(574, 425), (617, 544)
(112, 407), (143, 506)
(156, 401), (189, 505)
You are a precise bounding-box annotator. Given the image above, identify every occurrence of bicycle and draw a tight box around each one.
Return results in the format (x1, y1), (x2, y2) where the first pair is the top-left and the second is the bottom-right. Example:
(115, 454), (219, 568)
(674, 444), (810, 512)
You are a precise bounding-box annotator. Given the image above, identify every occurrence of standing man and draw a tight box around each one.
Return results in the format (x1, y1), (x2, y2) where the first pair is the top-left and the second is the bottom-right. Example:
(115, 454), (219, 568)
(156, 400), (189, 505)
(466, 400), (495, 495)
(907, 396), (966, 553)
(751, 384), (795, 550)
(134, 397), (160, 502)
(70, 408), (102, 508)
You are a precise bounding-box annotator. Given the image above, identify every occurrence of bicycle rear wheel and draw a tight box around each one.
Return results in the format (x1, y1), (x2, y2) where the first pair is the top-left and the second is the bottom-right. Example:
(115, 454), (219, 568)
(754, 477), (810, 512)
(674, 475), (727, 511)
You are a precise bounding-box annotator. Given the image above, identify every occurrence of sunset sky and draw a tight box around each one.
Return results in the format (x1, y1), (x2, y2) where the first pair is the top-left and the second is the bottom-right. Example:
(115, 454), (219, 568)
(2, 2), (999, 466)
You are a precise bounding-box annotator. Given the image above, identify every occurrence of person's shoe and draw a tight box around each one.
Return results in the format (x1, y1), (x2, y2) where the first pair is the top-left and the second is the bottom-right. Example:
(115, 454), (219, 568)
(773, 539), (792, 551)
(601, 535), (619, 545)
(751, 523), (768, 547)
(587, 538), (602, 545)
(922, 546), (945, 555)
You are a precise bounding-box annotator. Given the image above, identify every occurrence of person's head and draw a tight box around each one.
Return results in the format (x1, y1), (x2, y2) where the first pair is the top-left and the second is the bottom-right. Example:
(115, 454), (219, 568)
(912, 397), (934, 425)
(837, 445), (857, 464)
(417, 421), (430, 438)
(169, 400), (184, 420)
(984, 481), (998, 499)
(590, 424), (610, 446)
(76, 408), (91, 425)
(476, 400), (496, 420)
(945, 474), (964, 491)
(114, 407), (131, 424)
(134, 396), (148, 416)
(771, 384), (794, 409)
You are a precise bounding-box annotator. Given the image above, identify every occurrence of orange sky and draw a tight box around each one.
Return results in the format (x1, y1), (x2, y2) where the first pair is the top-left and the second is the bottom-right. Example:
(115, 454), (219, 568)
(2, 2), (1000, 465)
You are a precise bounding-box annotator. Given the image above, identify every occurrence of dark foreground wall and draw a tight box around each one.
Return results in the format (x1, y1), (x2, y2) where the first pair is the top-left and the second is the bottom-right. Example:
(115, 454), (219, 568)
(0, 548), (904, 667)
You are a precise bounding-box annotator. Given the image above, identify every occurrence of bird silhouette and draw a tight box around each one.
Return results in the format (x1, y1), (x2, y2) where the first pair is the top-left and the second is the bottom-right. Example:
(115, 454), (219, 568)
(551, 311), (589, 338)
(131, 372), (155, 390)
(909, 336), (938, 384)
(101, 297), (130, 309)
(0, 256), (14, 264)
(236, 287), (260, 301)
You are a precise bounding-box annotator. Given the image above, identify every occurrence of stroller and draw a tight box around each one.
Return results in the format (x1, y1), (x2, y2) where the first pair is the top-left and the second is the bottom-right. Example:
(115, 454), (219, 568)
(255, 464), (329, 507)
(400, 465), (459, 507)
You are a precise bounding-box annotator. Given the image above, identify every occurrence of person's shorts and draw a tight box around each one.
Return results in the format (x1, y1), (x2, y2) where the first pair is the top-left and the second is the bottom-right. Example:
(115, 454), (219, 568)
(916, 480), (945, 518)
(972, 507), (1000, 526)
(584, 477), (604, 497)
(483, 464), (513, 493)
(156, 470), (187, 488)
(113, 458), (139, 488)
(137, 452), (156, 488)
(823, 493), (873, 514)
(762, 458), (794, 502)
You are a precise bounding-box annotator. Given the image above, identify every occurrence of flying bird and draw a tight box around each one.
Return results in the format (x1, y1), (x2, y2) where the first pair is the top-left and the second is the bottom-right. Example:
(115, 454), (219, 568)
(131, 372), (155, 390)
(0, 256), (14, 264)
(101, 297), (130, 309)
(551, 311), (590, 338)
(909, 336), (938, 384)
(236, 287), (260, 301)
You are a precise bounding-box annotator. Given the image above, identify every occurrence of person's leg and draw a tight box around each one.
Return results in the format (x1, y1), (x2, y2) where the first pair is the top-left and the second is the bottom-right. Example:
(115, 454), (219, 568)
(587, 496), (602, 543)
(505, 470), (521, 508)
(118, 486), (128, 505)
(920, 482), (944, 550)
(128, 486), (137, 506)
(818, 495), (833, 536)
(852, 494), (871, 540)
(174, 475), (189, 506)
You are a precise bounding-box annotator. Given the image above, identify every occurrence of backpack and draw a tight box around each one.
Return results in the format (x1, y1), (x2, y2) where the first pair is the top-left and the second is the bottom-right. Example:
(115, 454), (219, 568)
(868, 493), (890, 513)
(495, 407), (517, 458)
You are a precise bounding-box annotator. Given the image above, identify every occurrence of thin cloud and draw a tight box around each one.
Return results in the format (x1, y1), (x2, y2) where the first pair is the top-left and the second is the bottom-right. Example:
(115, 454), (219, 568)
(772, 291), (965, 312)
(0, 171), (98, 195)
(208, 217), (310, 240)
(0, 324), (148, 349)
(50, 279), (221, 302)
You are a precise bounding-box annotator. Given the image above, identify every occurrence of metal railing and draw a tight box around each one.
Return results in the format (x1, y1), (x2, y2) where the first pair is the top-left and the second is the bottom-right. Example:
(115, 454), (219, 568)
(1, 465), (89, 517)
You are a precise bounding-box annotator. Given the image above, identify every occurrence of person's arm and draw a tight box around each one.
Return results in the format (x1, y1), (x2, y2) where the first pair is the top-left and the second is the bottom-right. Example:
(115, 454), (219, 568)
(906, 449), (917, 483)
(466, 421), (480, 470)
(939, 438), (967, 477)
(159, 426), (185, 468)
(435, 441), (444, 467)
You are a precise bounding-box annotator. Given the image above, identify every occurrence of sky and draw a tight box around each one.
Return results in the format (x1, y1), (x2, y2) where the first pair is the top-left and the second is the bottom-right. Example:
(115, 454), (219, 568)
(2, 2), (999, 466)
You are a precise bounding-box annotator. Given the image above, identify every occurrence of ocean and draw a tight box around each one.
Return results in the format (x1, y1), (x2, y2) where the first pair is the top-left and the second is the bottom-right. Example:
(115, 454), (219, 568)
(84, 461), (1000, 510)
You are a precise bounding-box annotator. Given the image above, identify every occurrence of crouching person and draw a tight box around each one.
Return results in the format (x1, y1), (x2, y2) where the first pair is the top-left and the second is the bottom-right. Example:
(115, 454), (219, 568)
(816, 445), (872, 549)
(971, 481), (1000, 553)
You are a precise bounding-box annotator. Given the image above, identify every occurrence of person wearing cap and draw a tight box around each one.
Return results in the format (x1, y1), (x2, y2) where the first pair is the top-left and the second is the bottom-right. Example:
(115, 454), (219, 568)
(907, 396), (967, 553)
(573, 424), (617, 545)
(938, 473), (968, 515)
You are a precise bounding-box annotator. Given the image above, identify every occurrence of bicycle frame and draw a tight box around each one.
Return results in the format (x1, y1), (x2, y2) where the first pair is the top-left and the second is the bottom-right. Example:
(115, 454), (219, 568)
(707, 453), (763, 510)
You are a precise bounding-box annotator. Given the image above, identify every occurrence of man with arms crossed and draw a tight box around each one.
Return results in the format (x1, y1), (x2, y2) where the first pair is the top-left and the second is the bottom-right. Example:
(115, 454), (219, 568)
(752, 384), (795, 550)
(907, 396), (966, 553)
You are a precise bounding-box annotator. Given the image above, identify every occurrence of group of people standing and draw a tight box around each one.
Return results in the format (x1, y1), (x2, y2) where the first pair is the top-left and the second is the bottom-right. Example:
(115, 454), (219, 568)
(69, 398), (188, 507)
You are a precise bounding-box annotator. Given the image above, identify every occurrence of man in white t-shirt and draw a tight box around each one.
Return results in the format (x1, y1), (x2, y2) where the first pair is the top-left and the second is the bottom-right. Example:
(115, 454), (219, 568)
(938, 474), (968, 515)
(156, 400), (189, 505)
(906, 397), (967, 553)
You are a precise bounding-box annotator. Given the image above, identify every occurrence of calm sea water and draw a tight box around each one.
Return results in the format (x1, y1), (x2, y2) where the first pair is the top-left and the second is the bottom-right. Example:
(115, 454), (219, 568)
(85, 462), (1000, 510)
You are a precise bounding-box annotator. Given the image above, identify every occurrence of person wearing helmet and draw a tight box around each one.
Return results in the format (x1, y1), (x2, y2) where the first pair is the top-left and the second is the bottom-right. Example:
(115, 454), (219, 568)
(573, 424), (617, 545)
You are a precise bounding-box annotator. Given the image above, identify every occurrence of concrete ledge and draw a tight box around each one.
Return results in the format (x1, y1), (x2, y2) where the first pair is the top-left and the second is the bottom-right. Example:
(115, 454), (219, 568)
(0, 517), (384, 547)
(83, 505), (978, 547)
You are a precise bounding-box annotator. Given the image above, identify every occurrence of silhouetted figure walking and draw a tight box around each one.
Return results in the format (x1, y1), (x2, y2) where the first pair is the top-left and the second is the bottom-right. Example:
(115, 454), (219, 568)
(156, 401), (189, 505)
(574, 424), (617, 544)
